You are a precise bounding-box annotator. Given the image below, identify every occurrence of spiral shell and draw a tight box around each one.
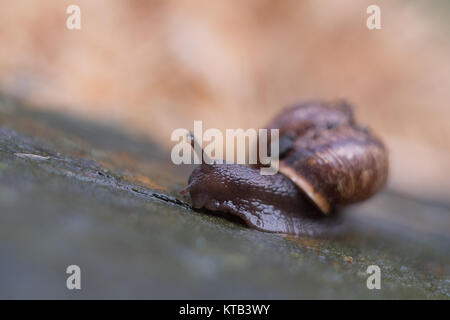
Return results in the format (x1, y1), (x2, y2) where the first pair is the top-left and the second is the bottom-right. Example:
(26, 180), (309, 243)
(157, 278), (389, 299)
(278, 125), (389, 214)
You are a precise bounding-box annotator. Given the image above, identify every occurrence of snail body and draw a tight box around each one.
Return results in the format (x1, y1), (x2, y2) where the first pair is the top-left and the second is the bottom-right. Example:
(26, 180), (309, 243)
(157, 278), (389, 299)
(187, 163), (342, 236)
(184, 101), (388, 236)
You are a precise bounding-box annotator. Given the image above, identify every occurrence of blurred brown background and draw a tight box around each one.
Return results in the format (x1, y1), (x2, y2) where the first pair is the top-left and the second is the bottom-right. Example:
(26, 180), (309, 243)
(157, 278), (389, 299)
(0, 0), (449, 203)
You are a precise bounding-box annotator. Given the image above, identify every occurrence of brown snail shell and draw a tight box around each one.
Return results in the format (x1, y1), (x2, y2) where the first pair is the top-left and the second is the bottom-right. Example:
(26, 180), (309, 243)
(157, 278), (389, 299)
(278, 125), (389, 214)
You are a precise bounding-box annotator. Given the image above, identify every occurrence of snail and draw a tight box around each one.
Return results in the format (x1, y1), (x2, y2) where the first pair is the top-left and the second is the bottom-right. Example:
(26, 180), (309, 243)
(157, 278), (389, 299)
(182, 101), (389, 237)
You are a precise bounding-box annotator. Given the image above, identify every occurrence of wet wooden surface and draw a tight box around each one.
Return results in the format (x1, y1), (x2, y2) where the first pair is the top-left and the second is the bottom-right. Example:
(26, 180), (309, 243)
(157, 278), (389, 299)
(0, 95), (448, 299)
